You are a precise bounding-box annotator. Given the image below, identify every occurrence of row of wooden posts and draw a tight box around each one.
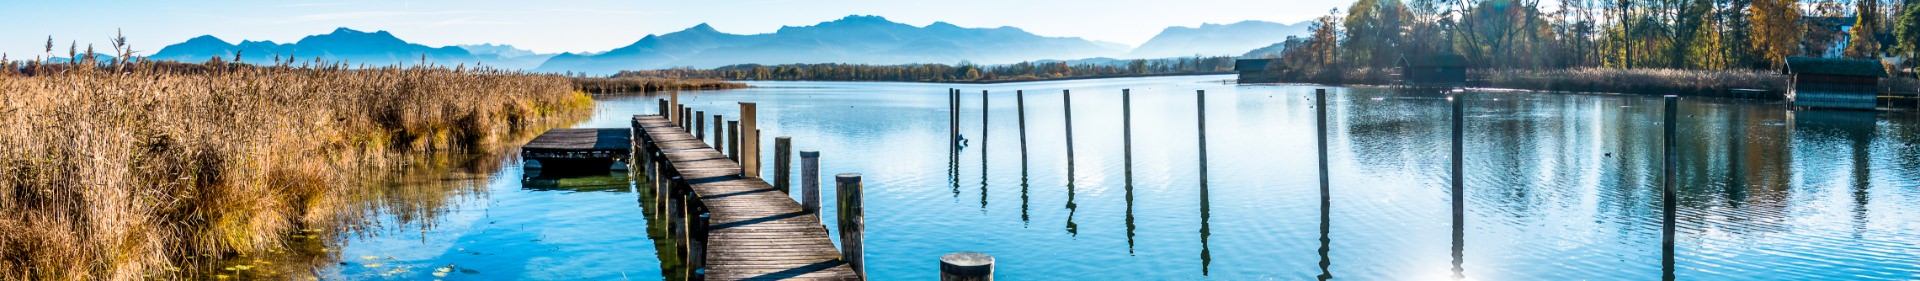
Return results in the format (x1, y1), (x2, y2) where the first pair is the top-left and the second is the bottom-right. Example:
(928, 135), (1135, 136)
(939, 88), (1686, 280)
(641, 94), (868, 280)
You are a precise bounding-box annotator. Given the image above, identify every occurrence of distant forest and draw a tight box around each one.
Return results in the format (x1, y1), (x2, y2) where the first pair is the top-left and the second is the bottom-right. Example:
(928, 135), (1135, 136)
(612, 56), (1237, 83)
(1263, 0), (1919, 75)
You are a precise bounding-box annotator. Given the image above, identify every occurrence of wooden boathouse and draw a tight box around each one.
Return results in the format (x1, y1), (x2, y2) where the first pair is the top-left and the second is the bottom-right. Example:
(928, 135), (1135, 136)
(1396, 54), (1469, 88)
(1235, 58), (1281, 83)
(1786, 57), (1887, 110)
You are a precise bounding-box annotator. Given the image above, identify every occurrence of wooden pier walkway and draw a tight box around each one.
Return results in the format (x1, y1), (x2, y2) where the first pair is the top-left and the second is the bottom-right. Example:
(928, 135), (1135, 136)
(632, 114), (859, 280)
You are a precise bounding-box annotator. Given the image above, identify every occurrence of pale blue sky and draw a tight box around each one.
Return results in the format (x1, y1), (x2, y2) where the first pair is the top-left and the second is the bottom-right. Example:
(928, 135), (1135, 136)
(0, 0), (1344, 58)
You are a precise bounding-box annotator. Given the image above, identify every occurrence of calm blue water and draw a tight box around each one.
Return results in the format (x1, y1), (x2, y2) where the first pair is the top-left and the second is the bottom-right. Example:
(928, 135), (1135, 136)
(323, 75), (1920, 280)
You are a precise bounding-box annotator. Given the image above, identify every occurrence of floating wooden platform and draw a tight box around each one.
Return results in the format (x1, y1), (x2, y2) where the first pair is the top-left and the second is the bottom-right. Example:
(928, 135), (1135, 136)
(634, 115), (860, 280)
(523, 128), (632, 159)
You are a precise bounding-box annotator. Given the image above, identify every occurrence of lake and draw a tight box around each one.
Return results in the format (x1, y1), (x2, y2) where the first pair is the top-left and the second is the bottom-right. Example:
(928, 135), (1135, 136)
(317, 74), (1920, 280)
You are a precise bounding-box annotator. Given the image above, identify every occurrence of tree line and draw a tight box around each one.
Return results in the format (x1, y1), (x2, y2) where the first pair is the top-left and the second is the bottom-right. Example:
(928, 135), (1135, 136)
(1266, 0), (1920, 75)
(612, 56), (1238, 82)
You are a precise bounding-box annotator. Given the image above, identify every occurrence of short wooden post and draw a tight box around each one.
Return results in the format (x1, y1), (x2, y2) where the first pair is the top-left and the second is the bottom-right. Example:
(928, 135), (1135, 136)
(728, 121), (740, 162)
(836, 173), (866, 278)
(801, 150), (821, 213)
(712, 115), (724, 150)
(1017, 90), (1028, 165)
(741, 102), (760, 178)
(951, 89), (959, 154)
(658, 99), (668, 118)
(695, 110), (706, 140)
(939, 252), (995, 281)
(1661, 95), (1678, 280)
(981, 90), (988, 156)
(669, 92), (680, 125)
(1316, 89), (1330, 202)
(681, 105), (691, 131)
(1062, 89), (1075, 161)
(775, 136), (793, 193)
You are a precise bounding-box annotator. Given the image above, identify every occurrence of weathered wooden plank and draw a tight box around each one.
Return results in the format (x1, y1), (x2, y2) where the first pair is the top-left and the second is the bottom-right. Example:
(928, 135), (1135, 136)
(633, 114), (857, 281)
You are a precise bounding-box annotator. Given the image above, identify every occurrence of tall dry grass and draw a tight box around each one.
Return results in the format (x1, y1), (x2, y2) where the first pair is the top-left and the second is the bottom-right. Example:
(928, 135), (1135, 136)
(0, 58), (591, 280)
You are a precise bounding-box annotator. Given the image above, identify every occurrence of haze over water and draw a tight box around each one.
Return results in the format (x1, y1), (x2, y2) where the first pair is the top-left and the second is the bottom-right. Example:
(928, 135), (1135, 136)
(325, 75), (1920, 280)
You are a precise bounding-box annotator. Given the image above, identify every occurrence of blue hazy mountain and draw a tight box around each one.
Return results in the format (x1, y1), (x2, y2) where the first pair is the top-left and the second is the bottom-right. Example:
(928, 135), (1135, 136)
(457, 43), (558, 70)
(151, 28), (481, 67)
(534, 15), (1129, 75)
(1126, 20), (1311, 59)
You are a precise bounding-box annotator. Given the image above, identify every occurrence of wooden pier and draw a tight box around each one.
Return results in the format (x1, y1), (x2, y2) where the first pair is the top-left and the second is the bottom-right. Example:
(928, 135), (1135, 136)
(521, 128), (632, 170)
(632, 113), (860, 280)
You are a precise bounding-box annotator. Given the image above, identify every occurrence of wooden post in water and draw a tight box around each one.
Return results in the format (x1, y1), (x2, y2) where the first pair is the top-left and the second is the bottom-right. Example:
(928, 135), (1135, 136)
(741, 102), (760, 178)
(801, 150), (821, 214)
(836, 173), (866, 279)
(1316, 89), (1330, 200)
(670, 91), (680, 125)
(951, 89), (959, 154)
(981, 90), (989, 157)
(713, 115), (724, 150)
(1450, 91), (1466, 279)
(728, 121), (740, 162)
(1063, 89), (1075, 162)
(1017, 90), (1028, 163)
(658, 99), (669, 119)
(775, 136), (792, 193)
(695, 110), (706, 140)
(682, 105), (691, 131)
(1661, 95), (1678, 280)
(939, 252), (995, 281)
(1196, 90), (1207, 188)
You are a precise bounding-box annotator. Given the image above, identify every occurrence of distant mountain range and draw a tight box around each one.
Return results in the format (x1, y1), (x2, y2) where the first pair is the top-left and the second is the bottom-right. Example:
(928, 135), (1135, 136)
(1128, 21), (1311, 59)
(146, 15), (1310, 75)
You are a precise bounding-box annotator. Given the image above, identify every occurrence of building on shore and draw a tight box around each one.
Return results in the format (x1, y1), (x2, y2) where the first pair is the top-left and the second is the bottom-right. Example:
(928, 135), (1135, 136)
(1234, 58), (1280, 83)
(1396, 54), (1468, 88)
(1786, 57), (1886, 110)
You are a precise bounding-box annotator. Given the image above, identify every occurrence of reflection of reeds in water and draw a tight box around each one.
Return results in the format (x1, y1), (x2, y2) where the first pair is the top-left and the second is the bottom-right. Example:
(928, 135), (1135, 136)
(0, 57), (590, 280)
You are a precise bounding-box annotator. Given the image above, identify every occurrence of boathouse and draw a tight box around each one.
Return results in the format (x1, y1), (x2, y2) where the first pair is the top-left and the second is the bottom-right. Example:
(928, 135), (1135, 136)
(1396, 54), (1469, 88)
(1786, 57), (1886, 110)
(1235, 58), (1281, 83)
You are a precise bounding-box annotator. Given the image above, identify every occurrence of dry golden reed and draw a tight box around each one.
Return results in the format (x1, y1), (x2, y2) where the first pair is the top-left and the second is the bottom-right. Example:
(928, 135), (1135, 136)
(0, 58), (592, 280)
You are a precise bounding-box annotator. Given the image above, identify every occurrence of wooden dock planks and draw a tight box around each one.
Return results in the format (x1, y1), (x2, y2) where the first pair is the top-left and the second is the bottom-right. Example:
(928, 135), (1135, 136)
(634, 115), (860, 281)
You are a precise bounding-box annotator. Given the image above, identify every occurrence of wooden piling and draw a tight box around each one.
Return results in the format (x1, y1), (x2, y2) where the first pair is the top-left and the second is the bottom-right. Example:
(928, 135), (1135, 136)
(1662, 95), (1678, 280)
(1063, 89), (1075, 162)
(728, 121), (740, 162)
(695, 110), (705, 140)
(1122, 89), (1131, 177)
(712, 115), (724, 150)
(776, 136), (792, 193)
(1017, 90), (1028, 165)
(1316, 89), (1330, 202)
(939, 252), (995, 281)
(951, 89), (959, 154)
(682, 105), (692, 132)
(670, 91), (680, 125)
(837, 173), (866, 279)
(1197, 90), (1207, 188)
(801, 150), (821, 214)
(982, 90), (989, 158)
(741, 102), (760, 178)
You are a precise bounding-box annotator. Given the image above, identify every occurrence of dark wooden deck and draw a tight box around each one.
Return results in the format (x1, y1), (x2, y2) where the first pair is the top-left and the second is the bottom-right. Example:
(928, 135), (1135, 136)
(634, 115), (859, 281)
(523, 128), (631, 159)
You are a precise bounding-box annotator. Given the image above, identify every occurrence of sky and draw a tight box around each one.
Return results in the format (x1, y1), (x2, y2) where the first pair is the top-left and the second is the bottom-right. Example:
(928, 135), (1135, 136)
(0, 0), (1346, 58)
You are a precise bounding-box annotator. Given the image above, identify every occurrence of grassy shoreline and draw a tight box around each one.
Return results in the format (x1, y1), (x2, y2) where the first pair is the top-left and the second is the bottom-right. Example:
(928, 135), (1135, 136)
(0, 59), (593, 280)
(1263, 67), (1919, 97)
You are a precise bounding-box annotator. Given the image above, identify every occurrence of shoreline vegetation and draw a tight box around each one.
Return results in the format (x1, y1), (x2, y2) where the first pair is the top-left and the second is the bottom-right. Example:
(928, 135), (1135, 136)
(610, 56), (1239, 83)
(0, 53), (593, 280)
(571, 77), (748, 94)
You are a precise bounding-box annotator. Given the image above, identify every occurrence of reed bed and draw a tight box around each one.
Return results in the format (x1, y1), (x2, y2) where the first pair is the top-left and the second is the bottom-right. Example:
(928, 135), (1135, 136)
(1481, 67), (1788, 95)
(572, 77), (748, 94)
(0, 58), (591, 280)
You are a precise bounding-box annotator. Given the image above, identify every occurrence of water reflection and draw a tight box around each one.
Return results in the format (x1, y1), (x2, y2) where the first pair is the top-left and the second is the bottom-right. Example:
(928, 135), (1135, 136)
(1020, 90), (1033, 226)
(1123, 89), (1136, 254)
(1064, 89), (1080, 236)
(1315, 90), (1333, 281)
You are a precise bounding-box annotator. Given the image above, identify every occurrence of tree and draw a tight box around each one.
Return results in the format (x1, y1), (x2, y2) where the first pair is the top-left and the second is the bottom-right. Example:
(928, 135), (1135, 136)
(1897, 2), (1920, 76)
(1750, 0), (1801, 69)
(1845, 0), (1886, 58)
(1344, 0), (1412, 67)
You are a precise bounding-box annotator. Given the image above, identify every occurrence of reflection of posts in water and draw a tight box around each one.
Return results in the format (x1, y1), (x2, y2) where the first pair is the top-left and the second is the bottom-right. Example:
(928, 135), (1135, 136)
(1316, 89), (1334, 280)
(1196, 90), (1212, 276)
(1661, 95), (1678, 281)
(1019, 90), (1032, 225)
(801, 150), (821, 214)
(740, 102), (760, 178)
(836, 174), (867, 279)
(952, 89), (962, 198)
(976, 90), (1001, 210)
(776, 136), (792, 194)
(1124, 89), (1136, 253)
(1450, 92), (1466, 280)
